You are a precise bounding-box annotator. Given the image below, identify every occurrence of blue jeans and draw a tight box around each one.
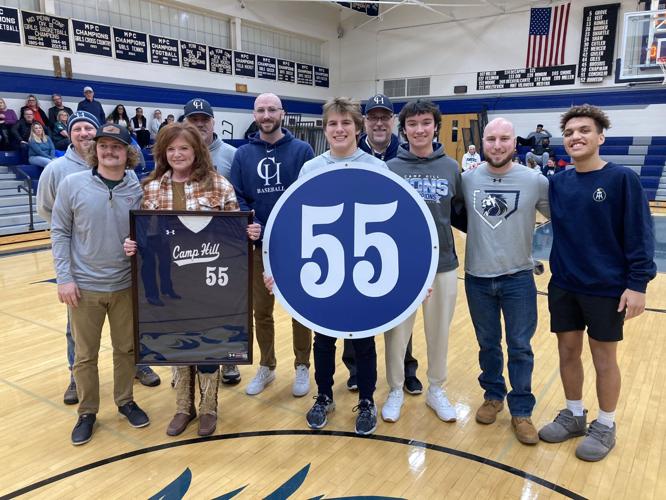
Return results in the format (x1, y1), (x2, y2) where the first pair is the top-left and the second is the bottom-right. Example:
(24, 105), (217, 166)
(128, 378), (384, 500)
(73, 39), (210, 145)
(464, 270), (537, 417)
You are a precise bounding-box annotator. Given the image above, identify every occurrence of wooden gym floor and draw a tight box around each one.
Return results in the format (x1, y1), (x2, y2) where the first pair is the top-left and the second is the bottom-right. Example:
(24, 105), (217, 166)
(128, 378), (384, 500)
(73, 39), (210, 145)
(0, 226), (664, 500)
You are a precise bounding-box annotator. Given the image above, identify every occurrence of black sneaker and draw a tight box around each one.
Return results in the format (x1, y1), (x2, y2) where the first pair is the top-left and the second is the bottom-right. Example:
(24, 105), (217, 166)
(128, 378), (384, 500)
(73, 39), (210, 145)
(71, 414), (96, 446)
(354, 399), (377, 435)
(63, 380), (79, 405)
(346, 375), (358, 392)
(306, 394), (335, 429)
(135, 366), (161, 387)
(118, 401), (150, 428)
(404, 376), (423, 395)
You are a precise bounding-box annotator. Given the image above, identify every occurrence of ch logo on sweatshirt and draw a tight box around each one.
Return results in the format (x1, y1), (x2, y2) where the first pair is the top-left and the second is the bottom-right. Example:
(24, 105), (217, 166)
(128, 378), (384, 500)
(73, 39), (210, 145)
(257, 156), (282, 189)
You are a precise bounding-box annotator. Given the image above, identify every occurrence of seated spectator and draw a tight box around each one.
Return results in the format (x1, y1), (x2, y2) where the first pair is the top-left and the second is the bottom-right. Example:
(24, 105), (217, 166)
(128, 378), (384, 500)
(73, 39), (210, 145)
(541, 158), (557, 177)
(461, 144), (481, 171)
(512, 148), (523, 165)
(0, 112), (12, 150)
(0, 98), (18, 126)
(131, 107), (150, 149)
(47, 93), (74, 125)
(28, 122), (56, 167)
(148, 109), (162, 140)
(52, 110), (71, 151)
(517, 123), (551, 147)
(159, 114), (175, 130)
(525, 137), (553, 167)
(11, 108), (35, 146)
(20, 94), (51, 133)
(108, 104), (133, 132)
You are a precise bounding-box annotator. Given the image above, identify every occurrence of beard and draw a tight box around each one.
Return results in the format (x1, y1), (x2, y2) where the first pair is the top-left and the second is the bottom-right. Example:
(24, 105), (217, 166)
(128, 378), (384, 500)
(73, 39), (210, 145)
(484, 149), (513, 169)
(258, 119), (281, 135)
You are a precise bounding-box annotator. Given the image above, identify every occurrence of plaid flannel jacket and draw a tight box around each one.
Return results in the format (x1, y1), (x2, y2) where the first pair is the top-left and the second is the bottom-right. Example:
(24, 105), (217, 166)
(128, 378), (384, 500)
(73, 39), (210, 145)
(142, 170), (239, 212)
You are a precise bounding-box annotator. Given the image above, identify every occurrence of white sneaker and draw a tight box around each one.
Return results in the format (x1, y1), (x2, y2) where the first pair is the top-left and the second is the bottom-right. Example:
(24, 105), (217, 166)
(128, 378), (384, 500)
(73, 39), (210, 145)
(245, 366), (275, 395)
(426, 386), (457, 422)
(382, 389), (404, 422)
(292, 364), (310, 397)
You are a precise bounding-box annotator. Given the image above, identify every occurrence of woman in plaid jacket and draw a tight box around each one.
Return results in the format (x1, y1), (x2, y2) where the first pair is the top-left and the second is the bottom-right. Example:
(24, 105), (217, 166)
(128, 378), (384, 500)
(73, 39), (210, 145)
(125, 123), (260, 437)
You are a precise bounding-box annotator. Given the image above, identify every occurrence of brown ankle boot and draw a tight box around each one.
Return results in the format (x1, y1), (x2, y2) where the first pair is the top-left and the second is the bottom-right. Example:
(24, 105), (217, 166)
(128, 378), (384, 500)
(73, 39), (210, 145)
(167, 366), (196, 436)
(197, 370), (219, 436)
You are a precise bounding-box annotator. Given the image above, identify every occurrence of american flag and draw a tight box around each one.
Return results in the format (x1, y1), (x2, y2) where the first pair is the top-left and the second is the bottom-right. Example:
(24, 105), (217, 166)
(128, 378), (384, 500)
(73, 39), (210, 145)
(526, 3), (571, 68)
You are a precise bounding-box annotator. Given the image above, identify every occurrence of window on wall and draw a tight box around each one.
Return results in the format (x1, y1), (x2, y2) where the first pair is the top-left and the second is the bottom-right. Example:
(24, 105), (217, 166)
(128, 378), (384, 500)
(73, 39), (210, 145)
(3, 0), (39, 10)
(54, 0), (231, 48)
(241, 24), (323, 66)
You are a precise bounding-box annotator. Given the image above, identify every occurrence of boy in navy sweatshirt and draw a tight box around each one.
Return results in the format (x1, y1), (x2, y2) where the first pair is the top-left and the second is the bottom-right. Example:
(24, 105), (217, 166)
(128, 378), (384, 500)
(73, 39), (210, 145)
(230, 93), (315, 398)
(539, 104), (656, 461)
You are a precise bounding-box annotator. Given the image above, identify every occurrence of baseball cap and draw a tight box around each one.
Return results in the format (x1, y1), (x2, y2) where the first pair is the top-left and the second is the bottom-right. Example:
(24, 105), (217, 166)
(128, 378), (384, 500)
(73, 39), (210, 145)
(183, 98), (214, 118)
(83, 86), (94, 93)
(364, 94), (394, 114)
(67, 111), (100, 134)
(94, 123), (131, 145)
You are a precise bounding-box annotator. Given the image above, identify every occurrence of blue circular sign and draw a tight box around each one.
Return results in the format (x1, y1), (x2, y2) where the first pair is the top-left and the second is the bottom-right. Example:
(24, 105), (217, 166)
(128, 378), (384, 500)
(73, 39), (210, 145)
(263, 163), (438, 338)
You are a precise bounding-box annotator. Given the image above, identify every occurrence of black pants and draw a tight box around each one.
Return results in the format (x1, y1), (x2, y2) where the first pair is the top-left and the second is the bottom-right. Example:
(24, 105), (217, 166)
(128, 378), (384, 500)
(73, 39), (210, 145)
(135, 129), (151, 149)
(343, 335), (418, 379)
(314, 333), (376, 402)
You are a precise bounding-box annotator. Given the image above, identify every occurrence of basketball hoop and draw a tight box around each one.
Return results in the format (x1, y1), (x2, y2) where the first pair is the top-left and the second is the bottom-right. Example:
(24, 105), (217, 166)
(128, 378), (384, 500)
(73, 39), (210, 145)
(659, 57), (666, 85)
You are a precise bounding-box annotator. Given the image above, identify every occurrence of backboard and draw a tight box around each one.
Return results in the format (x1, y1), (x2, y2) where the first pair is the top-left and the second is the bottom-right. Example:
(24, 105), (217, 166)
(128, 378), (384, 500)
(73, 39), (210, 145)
(617, 9), (666, 83)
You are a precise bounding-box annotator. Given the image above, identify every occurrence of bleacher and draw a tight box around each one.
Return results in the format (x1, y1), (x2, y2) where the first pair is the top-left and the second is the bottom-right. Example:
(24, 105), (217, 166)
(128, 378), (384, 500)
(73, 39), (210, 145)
(518, 136), (666, 203)
(0, 151), (47, 236)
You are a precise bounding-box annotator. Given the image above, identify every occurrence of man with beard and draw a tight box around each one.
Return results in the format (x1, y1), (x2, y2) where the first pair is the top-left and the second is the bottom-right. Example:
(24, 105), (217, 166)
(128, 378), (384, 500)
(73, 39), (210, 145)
(230, 93), (315, 397)
(341, 93), (423, 396)
(461, 118), (549, 445)
(48, 93), (74, 125)
(51, 124), (149, 445)
(183, 98), (236, 180)
(38, 111), (160, 406)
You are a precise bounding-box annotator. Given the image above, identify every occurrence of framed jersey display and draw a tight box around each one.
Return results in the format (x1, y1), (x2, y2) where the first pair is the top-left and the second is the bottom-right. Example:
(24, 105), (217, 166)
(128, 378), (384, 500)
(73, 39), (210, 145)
(130, 211), (253, 365)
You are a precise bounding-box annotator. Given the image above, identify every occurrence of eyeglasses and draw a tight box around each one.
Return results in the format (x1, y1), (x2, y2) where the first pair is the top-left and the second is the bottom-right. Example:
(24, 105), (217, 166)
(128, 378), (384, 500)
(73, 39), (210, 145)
(254, 107), (283, 115)
(366, 115), (393, 123)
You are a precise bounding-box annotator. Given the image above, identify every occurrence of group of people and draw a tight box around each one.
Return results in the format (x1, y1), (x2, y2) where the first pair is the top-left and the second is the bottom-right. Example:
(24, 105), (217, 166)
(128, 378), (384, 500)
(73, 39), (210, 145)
(37, 89), (655, 464)
(0, 87), (173, 165)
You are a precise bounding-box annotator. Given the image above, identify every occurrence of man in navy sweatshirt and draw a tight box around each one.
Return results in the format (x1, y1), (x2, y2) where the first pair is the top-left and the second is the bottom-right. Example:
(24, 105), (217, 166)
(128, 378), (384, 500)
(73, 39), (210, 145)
(539, 104), (656, 462)
(230, 93), (315, 398)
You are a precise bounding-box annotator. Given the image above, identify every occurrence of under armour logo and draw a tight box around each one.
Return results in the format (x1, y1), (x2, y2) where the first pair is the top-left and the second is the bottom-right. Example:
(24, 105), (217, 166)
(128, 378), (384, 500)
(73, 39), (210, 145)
(165, 229), (175, 235)
(193, 100), (204, 109)
(492, 178), (502, 183)
(374, 95), (384, 104)
(593, 188), (606, 202)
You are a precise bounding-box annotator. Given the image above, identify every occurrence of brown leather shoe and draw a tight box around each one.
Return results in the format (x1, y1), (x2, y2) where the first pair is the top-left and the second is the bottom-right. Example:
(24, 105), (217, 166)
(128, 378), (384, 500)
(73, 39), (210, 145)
(198, 413), (217, 436)
(512, 417), (539, 445)
(166, 411), (195, 436)
(476, 400), (504, 424)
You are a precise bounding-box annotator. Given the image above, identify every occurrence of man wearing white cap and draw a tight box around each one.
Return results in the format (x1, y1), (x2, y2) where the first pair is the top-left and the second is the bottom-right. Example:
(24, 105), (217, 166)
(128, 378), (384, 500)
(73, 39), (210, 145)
(76, 86), (105, 125)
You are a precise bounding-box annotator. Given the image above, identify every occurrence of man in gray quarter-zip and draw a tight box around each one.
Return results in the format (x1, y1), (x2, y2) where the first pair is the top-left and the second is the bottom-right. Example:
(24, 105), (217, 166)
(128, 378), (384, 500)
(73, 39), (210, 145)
(51, 124), (150, 446)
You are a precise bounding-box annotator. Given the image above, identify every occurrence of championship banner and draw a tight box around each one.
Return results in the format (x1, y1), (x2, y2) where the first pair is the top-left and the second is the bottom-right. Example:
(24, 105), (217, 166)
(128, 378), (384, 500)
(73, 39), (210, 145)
(264, 164), (438, 339)
(131, 211), (253, 365)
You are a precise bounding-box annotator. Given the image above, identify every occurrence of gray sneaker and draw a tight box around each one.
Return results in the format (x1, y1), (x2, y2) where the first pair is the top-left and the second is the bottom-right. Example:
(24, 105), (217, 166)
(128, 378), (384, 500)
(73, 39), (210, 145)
(539, 409), (587, 443)
(576, 420), (616, 462)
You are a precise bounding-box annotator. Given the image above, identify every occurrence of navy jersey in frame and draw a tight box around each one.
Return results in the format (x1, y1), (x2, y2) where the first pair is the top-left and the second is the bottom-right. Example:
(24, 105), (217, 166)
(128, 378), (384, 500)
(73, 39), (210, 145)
(131, 211), (253, 365)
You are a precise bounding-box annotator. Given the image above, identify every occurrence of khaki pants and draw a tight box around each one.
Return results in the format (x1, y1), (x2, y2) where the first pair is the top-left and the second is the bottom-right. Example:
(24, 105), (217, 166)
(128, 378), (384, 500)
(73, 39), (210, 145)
(385, 270), (458, 390)
(253, 249), (311, 369)
(69, 287), (135, 415)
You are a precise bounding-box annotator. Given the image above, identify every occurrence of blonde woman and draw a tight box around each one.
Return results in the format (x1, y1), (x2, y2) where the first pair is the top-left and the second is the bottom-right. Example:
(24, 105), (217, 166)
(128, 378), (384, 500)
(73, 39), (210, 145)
(28, 122), (56, 167)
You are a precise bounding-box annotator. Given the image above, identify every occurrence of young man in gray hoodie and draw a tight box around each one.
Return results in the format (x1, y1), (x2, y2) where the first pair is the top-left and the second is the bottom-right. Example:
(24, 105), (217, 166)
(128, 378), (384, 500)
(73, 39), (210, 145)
(38, 112), (160, 405)
(51, 124), (149, 445)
